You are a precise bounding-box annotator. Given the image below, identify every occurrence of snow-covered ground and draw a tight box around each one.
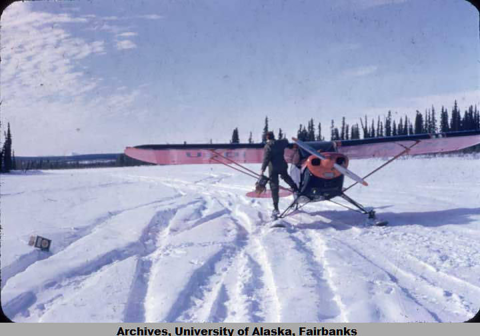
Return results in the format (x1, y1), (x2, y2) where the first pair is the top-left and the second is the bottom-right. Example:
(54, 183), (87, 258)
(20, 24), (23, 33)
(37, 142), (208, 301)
(1, 156), (480, 323)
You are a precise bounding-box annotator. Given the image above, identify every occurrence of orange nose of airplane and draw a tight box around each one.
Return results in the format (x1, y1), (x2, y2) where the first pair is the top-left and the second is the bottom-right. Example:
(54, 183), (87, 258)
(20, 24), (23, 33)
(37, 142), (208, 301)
(305, 152), (349, 179)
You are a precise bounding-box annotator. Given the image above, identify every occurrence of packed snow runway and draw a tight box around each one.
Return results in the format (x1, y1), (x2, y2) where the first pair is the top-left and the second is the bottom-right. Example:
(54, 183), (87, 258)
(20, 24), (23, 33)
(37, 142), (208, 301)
(1, 156), (480, 323)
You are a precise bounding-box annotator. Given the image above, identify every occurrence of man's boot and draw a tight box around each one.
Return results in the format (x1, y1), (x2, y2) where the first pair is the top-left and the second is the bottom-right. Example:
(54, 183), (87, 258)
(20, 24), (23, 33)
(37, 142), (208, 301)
(271, 207), (280, 220)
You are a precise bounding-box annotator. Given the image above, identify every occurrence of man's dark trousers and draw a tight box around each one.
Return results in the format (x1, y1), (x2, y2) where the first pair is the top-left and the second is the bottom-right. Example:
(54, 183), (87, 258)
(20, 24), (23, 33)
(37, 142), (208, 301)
(269, 166), (297, 211)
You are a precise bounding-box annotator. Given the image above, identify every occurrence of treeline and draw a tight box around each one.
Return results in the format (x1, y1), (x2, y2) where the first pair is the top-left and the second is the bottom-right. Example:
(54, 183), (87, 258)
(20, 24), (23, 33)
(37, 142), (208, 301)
(15, 154), (152, 171)
(328, 101), (479, 141)
(0, 122), (16, 173)
(229, 118), (288, 144)
(7, 100), (480, 172)
(231, 100), (480, 143)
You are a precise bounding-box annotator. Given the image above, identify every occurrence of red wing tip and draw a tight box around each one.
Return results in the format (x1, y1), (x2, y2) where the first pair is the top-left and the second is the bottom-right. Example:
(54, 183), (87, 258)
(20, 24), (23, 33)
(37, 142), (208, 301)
(362, 181), (369, 186)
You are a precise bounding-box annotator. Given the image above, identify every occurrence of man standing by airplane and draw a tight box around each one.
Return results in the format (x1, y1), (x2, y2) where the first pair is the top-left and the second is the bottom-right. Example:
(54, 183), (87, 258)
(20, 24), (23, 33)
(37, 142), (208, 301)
(260, 131), (299, 219)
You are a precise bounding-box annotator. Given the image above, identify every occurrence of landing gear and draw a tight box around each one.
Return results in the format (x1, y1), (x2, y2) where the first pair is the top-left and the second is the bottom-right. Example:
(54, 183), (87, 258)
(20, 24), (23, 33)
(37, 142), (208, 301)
(340, 194), (388, 226)
(277, 192), (311, 219)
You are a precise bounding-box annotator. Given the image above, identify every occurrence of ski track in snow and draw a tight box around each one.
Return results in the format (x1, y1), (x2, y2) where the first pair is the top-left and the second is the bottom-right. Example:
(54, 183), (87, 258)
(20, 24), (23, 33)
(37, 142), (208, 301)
(1, 158), (480, 322)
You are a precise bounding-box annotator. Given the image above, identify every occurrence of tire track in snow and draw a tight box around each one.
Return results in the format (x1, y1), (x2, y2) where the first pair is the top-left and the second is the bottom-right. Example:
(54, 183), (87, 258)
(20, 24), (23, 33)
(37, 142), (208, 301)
(222, 197), (282, 322)
(335, 233), (480, 321)
(1, 194), (184, 291)
(313, 203), (480, 321)
(123, 208), (178, 322)
(288, 229), (346, 321)
(123, 198), (206, 322)
(232, 194), (344, 322)
(7, 180), (137, 197)
(328, 234), (443, 322)
(3, 198), (195, 320)
(132, 182), (244, 322)
(292, 210), (443, 321)
(235, 196), (340, 322)
(161, 245), (240, 322)
(144, 181), (280, 322)
(144, 173), (345, 322)
(288, 207), (480, 322)
(222, 251), (269, 322)
(159, 199), (249, 322)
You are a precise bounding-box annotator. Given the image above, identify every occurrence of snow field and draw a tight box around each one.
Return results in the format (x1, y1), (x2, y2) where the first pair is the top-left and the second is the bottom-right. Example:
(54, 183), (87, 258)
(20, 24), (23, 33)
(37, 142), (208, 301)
(1, 156), (479, 322)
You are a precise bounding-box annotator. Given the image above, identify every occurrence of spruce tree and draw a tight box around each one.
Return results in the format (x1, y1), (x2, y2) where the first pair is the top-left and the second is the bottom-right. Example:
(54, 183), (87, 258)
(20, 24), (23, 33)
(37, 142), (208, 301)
(414, 111), (424, 134)
(3, 123), (13, 172)
(231, 128), (240, 143)
(461, 110), (467, 131)
(330, 120), (336, 140)
(334, 128), (340, 140)
(385, 111), (392, 137)
(423, 109), (430, 133)
(360, 116), (369, 138)
(431, 106), (438, 133)
(440, 106), (449, 132)
(404, 116), (410, 135)
(392, 120), (397, 136)
(474, 105), (480, 130)
(464, 105), (475, 130)
(278, 128), (284, 140)
(248, 132), (253, 143)
(301, 125), (308, 141)
(316, 122), (323, 141)
(262, 116), (269, 143)
(297, 124), (303, 140)
(370, 119), (376, 138)
(349, 125), (355, 139)
(350, 124), (357, 139)
(376, 117), (384, 137)
(340, 117), (346, 140)
(308, 119), (315, 141)
(450, 100), (461, 131)
(0, 120), (2, 172)
(398, 117), (404, 136)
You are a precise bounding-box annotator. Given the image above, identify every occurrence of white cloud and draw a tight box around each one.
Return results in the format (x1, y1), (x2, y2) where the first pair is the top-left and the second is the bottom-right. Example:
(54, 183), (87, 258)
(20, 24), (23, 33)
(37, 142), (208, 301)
(137, 14), (163, 20)
(117, 32), (138, 38)
(105, 90), (141, 112)
(343, 65), (378, 77)
(335, 0), (408, 10)
(2, 5), (106, 101)
(1, 3), (143, 155)
(116, 40), (137, 50)
(362, 0), (408, 8)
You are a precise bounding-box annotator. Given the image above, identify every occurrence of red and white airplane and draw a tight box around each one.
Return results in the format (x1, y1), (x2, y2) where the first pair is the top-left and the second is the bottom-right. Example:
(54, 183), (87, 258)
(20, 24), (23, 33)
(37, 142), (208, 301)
(125, 130), (480, 225)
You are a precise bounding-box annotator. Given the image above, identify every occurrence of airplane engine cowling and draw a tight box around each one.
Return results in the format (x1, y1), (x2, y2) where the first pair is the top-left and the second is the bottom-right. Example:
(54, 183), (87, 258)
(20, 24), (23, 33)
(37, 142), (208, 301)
(305, 152), (349, 179)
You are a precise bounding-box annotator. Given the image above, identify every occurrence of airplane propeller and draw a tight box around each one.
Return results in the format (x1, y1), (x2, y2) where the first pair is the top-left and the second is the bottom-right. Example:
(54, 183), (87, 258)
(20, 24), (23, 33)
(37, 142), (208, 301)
(292, 137), (369, 187)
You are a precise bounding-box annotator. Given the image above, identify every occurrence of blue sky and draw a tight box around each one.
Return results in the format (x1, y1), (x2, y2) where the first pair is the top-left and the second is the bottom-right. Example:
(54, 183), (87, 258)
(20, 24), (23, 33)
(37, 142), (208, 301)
(1, 0), (479, 155)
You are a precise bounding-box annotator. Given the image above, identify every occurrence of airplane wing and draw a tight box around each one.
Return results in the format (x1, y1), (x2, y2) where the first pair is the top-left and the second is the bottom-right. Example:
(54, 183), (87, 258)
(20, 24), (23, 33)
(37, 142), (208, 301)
(335, 130), (480, 159)
(125, 130), (480, 165)
(124, 143), (283, 165)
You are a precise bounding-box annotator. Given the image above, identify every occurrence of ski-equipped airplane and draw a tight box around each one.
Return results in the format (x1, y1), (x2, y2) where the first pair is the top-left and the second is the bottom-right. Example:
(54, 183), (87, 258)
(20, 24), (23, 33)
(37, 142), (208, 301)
(125, 130), (480, 225)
